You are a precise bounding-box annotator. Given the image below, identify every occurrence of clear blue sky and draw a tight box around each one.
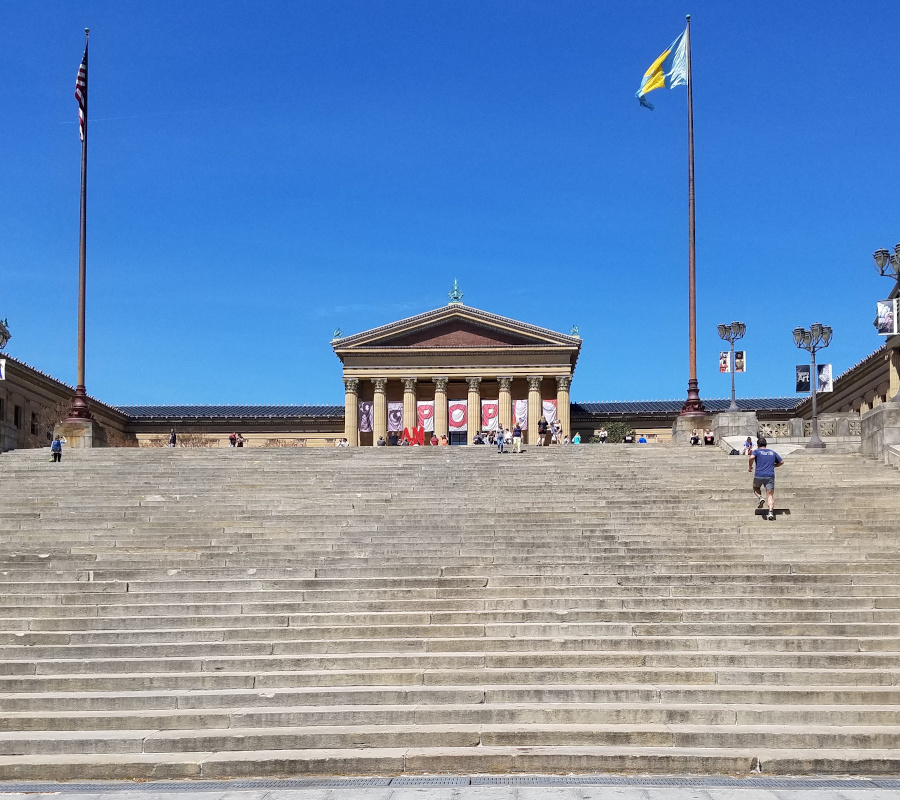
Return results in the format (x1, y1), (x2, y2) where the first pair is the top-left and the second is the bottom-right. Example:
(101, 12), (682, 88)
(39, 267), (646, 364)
(4, 1), (899, 406)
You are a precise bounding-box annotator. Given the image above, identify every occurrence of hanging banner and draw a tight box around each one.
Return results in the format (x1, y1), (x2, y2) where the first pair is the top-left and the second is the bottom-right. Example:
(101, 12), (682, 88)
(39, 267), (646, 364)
(448, 400), (467, 432)
(358, 400), (373, 433)
(876, 299), (898, 335)
(513, 399), (528, 430)
(817, 364), (834, 393)
(719, 351), (731, 373)
(795, 365), (810, 394)
(542, 399), (558, 425)
(481, 400), (499, 431)
(417, 401), (435, 431)
(0, 359), (5, 381)
(734, 351), (746, 373)
(388, 401), (403, 432)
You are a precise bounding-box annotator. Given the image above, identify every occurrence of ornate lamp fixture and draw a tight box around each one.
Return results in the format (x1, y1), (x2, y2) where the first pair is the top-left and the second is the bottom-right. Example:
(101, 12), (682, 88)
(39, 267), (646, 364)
(873, 244), (900, 283)
(716, 321), (746, 411)
(793, 322), (833, 449)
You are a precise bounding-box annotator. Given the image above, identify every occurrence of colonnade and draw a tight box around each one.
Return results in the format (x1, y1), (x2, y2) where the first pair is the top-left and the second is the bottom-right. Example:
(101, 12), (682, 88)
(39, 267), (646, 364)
(342, 375), (572, 446)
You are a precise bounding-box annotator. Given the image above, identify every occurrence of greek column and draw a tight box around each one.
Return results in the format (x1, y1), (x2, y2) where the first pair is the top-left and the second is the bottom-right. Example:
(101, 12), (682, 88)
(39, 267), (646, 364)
(889, 348), (900, 402)
(466, 377), (482, 446)
(402, 378), (418, 433)
(556, 375), (571, 441)
(433, 377), (449, 441)
(343, 377), (360, 447)
(372, 378), (388, 446)
(526, 375), (543, 445)
(498, 376), (513, 433)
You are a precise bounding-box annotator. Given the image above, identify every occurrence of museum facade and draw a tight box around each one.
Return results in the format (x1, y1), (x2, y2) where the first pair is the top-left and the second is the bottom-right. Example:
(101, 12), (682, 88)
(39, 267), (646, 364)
(2, 298), (897, 451)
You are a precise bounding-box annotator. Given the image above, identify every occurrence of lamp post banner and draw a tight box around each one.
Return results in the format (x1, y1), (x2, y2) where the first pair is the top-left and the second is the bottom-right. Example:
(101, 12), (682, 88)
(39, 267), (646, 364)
(734, 351), (746, 373)
(719, 351), (731, 373)
(514, 399), (528, 430)
(0, 359), (5, 381)
(481, 400), (499, 431)
(417, 401), (435, 431)
(388, 401), (403, 432)
(796, 365), (811, 394)
(876, 299), (898, 335)
(542, 399), (558, 424)
(817, 364), (834, 393)
(448, 401), (467, 432)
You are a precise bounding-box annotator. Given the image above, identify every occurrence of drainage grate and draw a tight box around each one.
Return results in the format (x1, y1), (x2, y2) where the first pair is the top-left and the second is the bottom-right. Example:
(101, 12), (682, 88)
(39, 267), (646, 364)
(392, 776), (471, 786)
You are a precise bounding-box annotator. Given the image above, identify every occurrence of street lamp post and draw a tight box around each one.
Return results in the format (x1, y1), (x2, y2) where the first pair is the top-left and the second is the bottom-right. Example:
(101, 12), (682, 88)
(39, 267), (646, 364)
(717, 321), (746, 412)
(873, 244), (900, 402)
(793, 323), (833, 449)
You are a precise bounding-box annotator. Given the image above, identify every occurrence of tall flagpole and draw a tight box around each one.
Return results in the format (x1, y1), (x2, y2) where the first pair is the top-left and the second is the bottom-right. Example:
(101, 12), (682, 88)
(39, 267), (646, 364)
(68, 28), (93, 421)
(680, 14), (705, 415)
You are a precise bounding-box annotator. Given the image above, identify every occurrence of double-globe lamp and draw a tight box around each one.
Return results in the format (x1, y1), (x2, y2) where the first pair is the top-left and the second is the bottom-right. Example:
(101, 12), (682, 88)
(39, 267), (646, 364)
(717, 321), (746, 411)
(793, 323), (833, 449)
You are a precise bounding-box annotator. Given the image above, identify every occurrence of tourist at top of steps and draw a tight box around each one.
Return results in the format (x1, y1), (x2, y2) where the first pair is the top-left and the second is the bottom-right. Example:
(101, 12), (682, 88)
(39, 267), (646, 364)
(236, 433), (244, 447)
(229, 432), (237, 447)
(572, 431), (581, 444)
(497, 429), (505, 453)
(703, 428), (715, 445)
(512, 423), (523, 453)
(742, 436), (754, 455)
(537, 415), (548, 445)
(690, 428), (701, 446)
(598, 426), (608, 444)
(50, 435), (64, 463)
(168, 430), (177, 447)
(749, 436), (783, 521)
(376, 435), (386, 446)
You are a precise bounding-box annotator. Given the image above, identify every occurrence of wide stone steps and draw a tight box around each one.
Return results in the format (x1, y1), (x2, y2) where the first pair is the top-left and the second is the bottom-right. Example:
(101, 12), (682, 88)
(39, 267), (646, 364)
(1, 445), (899, 778)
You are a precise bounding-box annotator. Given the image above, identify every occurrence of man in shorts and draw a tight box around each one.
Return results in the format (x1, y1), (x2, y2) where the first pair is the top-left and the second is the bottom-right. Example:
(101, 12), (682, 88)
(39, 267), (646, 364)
(749, 436), (783, 521)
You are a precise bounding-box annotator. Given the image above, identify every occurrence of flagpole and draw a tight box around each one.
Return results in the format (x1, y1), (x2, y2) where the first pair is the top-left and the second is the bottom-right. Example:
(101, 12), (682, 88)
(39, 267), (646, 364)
(68, 27), (93, 421)
(680, 14), (705, 415)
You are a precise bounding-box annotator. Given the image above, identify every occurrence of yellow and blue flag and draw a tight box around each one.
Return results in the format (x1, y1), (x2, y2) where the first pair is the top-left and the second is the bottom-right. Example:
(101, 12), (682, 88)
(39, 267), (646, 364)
(636, 30), (687, 110)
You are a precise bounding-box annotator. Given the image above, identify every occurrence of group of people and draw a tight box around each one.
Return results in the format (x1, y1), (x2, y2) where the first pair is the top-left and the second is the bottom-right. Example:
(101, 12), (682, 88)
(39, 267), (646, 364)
(374, 433), (450, 446)
(689, 428), (715, 446)
(228, 432), (245, 447)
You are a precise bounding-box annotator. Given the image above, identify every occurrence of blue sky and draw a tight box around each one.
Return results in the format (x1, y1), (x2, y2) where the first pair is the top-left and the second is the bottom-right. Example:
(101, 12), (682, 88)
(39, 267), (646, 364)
(4, 1), (899, 405)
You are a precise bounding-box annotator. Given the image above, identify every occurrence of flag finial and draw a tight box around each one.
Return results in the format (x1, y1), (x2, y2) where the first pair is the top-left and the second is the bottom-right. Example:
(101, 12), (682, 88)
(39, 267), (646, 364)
(448, 279), (464, 305)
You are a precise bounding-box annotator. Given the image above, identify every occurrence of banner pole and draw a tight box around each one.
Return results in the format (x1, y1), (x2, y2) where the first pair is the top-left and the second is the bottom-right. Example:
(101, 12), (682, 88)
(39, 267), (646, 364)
(68, 27), (93, 421)
(680, 14), (705, 415)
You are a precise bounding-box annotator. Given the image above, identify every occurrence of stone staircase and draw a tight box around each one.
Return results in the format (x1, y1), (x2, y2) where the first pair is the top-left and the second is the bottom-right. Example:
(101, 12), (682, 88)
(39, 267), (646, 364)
(0, 444), (899, 780)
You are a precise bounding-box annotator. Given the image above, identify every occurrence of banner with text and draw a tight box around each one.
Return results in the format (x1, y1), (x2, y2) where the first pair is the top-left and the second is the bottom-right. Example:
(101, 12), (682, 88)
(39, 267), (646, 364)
(513, 399), (528, 430)
(481, 400), (499, 431)
(448, 400), (468, 432)
(388, 401), (403, 432)
(417, 401), (435, 431)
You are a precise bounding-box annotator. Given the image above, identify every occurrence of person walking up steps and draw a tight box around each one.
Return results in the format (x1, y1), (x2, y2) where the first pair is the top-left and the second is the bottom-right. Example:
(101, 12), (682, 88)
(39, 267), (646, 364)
(749, 436), (783, 521)
(50, 435), (64, 463)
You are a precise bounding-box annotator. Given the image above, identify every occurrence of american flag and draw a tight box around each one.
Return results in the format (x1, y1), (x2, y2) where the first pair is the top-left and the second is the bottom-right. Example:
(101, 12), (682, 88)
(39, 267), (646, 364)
(75, 44), (88, 141)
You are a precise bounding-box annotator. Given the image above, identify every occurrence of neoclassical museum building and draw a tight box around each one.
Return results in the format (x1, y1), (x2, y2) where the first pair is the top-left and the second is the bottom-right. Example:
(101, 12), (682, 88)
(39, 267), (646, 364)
(1, 292), (897, 451)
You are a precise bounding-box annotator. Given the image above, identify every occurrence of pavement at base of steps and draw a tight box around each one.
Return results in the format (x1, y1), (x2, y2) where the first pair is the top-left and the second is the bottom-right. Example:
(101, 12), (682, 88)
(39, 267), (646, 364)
(3, 777), (900, 800)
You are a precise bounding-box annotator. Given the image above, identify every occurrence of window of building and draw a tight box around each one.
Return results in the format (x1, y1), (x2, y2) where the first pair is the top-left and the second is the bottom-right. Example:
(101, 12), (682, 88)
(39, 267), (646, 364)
(30, 412), (38, 435)
(14, 405), (21, 428)
(0, 397), (5, 422)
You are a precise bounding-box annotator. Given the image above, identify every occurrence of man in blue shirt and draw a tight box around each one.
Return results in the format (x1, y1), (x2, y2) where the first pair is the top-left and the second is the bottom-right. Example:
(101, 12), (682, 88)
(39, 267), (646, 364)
(748, 436), (783, 521)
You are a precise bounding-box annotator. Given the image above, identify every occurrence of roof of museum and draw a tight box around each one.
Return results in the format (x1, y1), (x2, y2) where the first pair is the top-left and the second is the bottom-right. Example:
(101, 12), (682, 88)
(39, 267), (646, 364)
(116, 397), (800, 420)
(572, 397), (801, 415)
(116, 404), (344, 419)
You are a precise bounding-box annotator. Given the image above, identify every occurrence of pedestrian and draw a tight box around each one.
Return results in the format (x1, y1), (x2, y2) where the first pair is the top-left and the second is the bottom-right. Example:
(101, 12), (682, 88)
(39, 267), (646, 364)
(229, 433), (237, 447)
(512, 422), (523, 453)
(572, 431), (581, 445)
(598, 426), (608, 444)
(690, 428), (701, 446)
(749, 436), (783, 521)
(168, 430), (177, 448)
(703, 428), (715, 446)
(430, 434), (439, 446)
(497, 428), (505, 453)
(551, 421), (561, 445)
(741, 436), (754, 455)
(236, 433), (244, 448)
(537, 415), (548, 446)
(50, 435), (63, 463)
(376, 435), (386, 446)
(440, 435), (449, 446)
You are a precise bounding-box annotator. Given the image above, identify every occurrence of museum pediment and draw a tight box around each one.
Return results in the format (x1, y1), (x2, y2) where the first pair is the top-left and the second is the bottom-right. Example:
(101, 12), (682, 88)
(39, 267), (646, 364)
(333, 306), (580, 351)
